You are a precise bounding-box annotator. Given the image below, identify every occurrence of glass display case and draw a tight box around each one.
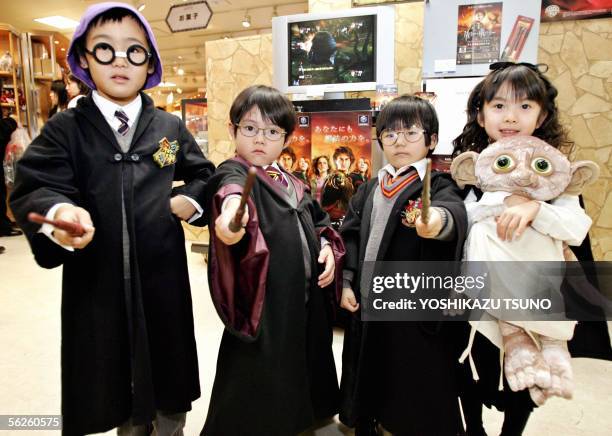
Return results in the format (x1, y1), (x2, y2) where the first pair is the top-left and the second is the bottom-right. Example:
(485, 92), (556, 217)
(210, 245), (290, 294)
(0, 24), (28, 128)
(180, 98), (209, 248)
(21, 31), (68, 138)
(181, 98), (208, 157)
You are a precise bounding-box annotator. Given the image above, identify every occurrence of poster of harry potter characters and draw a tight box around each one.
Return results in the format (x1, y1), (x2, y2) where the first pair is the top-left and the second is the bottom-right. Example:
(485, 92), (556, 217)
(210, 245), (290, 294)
(310, 111), (371, 167)
(288, 111), (372, 175)
(287, 111), (372, 227)
(456, 3), (503, 65)
(312, 111), (372, 227)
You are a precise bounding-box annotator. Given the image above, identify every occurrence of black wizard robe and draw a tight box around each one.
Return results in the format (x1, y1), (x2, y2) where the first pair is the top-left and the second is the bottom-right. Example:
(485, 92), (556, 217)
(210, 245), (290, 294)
(202, 157), (344, 436)
(10, 93), (214, 435)
(339, 172), (468, 435)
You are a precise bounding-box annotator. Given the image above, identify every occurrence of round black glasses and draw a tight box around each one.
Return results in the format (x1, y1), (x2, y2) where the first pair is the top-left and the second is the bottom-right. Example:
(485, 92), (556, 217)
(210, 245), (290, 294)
(84, 42), (152, 66)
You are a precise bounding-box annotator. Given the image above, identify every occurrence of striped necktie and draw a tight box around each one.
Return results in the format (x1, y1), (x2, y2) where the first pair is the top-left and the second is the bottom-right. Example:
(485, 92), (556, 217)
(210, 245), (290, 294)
(114, 110), (130, 136)
(266, 168), (289, 188)
(380, 167), (419, 199)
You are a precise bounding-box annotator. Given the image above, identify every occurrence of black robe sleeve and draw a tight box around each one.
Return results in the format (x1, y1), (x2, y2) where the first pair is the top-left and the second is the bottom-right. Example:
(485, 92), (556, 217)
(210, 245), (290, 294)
(170, 118), (215, 226)
(10, 115), (82, 268)
(339, 181), (372, 279)
(565, 196), (612, 360)
(0, 116), (17, 153)
(313, 197), (346, 306)
(430, 172), (468, 261)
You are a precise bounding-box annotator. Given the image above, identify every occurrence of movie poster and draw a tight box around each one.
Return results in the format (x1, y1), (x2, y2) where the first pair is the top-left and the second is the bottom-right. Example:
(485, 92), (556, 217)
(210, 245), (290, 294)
(310, 111), (372, 173)
(287, 114), (313, 169)
(456, 3), (503, 65)
(541, 0), (612, 22)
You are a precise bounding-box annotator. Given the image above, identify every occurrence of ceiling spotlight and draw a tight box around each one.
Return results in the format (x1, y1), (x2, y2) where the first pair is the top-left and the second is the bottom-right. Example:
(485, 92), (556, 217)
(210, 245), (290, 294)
(241, 13), (251, 28)
(137, 3), (146, 12)
(177, 88), (183, 94)
(60, 47), (66, 51)
(54, 40), (59, 45)
(177, 67), (185, 76)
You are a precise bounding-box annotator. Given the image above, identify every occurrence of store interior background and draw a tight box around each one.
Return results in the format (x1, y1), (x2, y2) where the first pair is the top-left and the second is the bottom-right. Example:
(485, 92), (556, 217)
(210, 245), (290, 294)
(1, 0), (611, 258)
(1, 0), (611, 435)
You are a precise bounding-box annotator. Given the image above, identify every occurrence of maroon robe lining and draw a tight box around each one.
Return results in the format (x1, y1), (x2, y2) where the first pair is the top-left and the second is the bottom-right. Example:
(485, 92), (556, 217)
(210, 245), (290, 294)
(210, 183), (269, 340)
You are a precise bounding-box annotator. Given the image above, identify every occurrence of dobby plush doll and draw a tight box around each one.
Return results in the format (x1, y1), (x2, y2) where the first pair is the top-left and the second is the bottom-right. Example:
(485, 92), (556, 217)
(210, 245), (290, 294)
(451, 135), (599, 405)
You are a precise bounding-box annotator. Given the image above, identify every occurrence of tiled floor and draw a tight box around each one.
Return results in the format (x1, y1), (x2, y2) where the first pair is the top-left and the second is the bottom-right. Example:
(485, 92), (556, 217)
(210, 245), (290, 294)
(1, 234), (610, 435)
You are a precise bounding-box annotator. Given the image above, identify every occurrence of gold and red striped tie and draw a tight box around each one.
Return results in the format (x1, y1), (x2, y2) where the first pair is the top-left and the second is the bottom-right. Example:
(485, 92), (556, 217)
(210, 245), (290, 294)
(266, 168), (289, 188)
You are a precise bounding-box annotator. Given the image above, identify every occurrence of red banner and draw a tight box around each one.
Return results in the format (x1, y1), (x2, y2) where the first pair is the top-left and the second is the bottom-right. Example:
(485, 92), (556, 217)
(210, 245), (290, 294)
(541, 0), (612, 21)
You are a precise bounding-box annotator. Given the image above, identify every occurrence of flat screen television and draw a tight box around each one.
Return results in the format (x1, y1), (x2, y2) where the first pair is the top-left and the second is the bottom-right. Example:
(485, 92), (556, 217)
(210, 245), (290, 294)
(272, 6), (395, 95)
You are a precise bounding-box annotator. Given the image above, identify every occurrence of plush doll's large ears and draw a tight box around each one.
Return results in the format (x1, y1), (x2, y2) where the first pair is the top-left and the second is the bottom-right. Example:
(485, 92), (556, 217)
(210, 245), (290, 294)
(451, 151), (479, 189)
(565, 161), (600, 195)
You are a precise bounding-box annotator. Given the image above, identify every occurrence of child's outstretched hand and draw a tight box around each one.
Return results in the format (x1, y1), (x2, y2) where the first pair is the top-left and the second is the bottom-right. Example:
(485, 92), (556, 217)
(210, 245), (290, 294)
(170, 195), (197, 221)
(215, 197), (249, 246)
(317, 244), (335, 287)
(54, 204), (95, 249)
(415, 208), (442, 238)
(340, 287), (359, 312)
(496, 194), (541, 241)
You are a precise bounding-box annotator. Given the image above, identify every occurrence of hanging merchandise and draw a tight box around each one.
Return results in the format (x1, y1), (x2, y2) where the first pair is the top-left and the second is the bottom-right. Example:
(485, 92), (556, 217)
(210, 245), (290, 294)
(3, 126), (30, 186)
(456, 3), (503, 66)
(0, 52), (12, 71)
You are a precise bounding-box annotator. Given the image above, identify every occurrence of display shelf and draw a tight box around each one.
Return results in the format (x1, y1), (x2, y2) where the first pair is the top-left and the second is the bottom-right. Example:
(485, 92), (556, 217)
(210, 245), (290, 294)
(0, 24), (28, 127)
(20, 30), (70, 137)
(181, 98), (208, 157)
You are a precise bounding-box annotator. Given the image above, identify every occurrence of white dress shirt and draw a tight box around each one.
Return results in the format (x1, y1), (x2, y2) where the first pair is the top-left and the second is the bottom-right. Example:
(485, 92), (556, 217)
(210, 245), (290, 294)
(377, 157), (428, 181)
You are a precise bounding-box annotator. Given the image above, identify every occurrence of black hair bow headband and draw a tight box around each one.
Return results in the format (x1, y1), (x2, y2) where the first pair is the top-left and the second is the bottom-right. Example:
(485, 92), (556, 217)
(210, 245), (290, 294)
(489, 61), (549, 74)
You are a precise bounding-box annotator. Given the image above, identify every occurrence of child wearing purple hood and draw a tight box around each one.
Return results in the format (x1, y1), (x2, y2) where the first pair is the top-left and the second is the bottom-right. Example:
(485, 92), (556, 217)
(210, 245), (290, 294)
(10, 3), (214, 435)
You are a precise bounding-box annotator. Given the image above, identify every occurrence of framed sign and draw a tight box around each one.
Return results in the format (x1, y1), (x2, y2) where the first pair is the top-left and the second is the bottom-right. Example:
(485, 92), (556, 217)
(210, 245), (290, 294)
(166, 1), (213, 33)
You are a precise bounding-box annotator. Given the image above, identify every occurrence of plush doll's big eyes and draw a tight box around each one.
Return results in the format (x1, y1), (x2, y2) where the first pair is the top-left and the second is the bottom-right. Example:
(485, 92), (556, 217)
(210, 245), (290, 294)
(493, 154), (515, 173)
(531, 157), (553, 175)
